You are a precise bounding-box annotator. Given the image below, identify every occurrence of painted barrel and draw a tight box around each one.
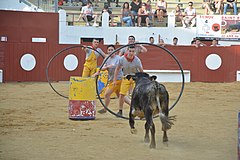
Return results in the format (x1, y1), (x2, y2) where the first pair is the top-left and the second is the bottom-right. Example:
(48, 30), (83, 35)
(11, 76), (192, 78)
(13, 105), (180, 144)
(68, 76), (96, 120)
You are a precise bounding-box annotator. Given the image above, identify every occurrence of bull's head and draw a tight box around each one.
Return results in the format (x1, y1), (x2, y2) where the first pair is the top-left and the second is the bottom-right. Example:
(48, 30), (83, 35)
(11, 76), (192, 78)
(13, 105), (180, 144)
(126, 72), (157, 81)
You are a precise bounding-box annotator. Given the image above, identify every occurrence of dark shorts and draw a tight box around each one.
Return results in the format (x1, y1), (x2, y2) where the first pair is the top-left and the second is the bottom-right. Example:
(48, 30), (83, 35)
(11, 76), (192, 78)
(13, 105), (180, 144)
(83, 15), (94, 22)
(139, 15), (148, 23)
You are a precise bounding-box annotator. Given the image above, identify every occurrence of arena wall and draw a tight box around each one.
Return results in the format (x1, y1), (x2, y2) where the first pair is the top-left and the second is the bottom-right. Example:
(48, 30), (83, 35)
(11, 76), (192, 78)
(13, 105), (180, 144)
(0, 10), (240, 82)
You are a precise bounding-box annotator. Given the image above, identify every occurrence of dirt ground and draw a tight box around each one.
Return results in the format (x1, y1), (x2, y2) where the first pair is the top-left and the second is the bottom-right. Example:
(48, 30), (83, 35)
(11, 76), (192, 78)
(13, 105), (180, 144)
(0, 82), (239, 160)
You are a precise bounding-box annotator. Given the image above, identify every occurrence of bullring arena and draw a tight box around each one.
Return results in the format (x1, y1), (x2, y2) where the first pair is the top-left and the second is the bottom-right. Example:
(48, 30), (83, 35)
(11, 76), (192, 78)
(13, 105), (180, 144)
(1, 0), (240, 160)
(1, 82), (239, 159)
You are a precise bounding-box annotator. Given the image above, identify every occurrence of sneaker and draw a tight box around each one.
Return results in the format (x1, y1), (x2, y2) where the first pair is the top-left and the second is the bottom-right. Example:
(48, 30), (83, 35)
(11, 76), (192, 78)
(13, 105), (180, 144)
(98, 109), (107, 114)
(86, 23), (90, 26)
(93, 23), (99, 27)
(116, 110), (122, 117)
(116, 4), (121, 7)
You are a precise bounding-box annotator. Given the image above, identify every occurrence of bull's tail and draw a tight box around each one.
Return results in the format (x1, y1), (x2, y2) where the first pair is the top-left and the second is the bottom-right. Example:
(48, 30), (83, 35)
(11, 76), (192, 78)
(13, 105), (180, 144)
(159, 113), (176, 131)
(155, 83), (176, 131)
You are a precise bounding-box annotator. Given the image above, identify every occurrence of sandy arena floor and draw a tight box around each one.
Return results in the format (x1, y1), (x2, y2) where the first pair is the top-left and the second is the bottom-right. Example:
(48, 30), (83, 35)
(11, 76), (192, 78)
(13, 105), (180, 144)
(0, 82), (239, 160)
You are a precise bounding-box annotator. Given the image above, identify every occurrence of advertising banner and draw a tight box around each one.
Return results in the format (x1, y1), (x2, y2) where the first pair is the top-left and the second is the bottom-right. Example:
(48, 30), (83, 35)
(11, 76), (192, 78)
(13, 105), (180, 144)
(196, 15), (240, 41)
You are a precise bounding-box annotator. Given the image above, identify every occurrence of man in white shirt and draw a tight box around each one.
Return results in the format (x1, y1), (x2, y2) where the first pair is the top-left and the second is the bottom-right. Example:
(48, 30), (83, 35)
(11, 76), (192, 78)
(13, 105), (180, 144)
(182, 1), (196, 27)
(78, 1), (99, 26)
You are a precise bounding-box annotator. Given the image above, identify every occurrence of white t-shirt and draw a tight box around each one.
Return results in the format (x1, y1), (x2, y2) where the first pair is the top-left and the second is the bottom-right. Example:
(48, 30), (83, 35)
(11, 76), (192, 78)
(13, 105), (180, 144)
(184, 8), (196, 16)
(81, 6), (94, 16)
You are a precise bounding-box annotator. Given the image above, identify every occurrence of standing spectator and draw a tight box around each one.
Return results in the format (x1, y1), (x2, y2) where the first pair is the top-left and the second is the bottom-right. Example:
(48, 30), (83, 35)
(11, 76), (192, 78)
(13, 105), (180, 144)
(149, 36), (155, 44)
(130, 0), (142, 26)
(202, 0), (214, 15)
(182, 1), (196, 27)
(155, 0), (167, 22)
(210, 38), (220, 46)
(223, 0), (238, 15)
(193, 38), (207, 48)
(158, 39), (167, 47)
(77, 1), (99, 26)
(172, 37), (178, 45)
(82, 38), (106, 77)
(121, 2), (133, 27)
(113, 45), (144, 116)
(119, 35), (147, 56)
(138, 3), (150, 27)
(172, 5), (183, 26)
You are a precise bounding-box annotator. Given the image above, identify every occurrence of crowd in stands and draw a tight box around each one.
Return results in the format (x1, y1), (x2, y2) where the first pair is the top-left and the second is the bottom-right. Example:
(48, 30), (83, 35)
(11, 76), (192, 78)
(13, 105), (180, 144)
(60, 0), (239, 27)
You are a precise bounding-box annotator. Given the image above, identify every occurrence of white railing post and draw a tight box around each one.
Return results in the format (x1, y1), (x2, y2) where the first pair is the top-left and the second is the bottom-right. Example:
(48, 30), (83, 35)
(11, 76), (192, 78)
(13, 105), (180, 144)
(102, 12), (109, 28)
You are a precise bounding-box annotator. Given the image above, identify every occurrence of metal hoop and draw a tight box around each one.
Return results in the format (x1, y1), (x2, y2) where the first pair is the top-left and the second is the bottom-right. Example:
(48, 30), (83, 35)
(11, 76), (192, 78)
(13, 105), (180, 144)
(46, 45), (105, 99)
(95, 42), (185, 120)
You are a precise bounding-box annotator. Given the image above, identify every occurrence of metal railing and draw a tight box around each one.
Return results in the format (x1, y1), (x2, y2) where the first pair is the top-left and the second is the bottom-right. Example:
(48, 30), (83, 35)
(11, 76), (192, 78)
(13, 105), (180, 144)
(65, 12), (170, 27)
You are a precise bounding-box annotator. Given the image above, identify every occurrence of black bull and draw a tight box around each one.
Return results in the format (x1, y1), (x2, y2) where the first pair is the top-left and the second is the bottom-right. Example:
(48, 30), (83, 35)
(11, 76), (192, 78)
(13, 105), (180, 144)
(126, 72), (176, 149)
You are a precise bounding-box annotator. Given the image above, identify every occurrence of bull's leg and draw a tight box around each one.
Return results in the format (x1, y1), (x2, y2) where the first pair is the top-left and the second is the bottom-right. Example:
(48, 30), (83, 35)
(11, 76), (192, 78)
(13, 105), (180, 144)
(129, 107), (137, 134)
(163, 131), (168, 142)
(144, 121), (150, 143)
(145, 109), (156, 149)
(150, 122), (156, 148)
(161, 98), (169, 142)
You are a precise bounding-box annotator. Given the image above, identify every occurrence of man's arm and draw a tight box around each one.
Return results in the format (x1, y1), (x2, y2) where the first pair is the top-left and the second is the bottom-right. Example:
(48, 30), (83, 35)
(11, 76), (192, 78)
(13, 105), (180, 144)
(113, 65), (121, 83)
(139, 45), (147, 53)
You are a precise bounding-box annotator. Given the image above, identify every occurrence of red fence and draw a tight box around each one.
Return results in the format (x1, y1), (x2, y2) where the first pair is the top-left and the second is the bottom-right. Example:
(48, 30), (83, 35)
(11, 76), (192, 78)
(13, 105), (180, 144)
(1, 42), (240, 82)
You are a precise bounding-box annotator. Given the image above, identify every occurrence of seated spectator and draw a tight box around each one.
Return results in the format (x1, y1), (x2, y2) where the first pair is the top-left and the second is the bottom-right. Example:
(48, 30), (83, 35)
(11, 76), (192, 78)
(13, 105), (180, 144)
(130, 0), (142, 26)
(146, 0), (153, 20)
(182, 1), (196, 28)
(223, 0), (238, 15)
(77, 1), (99, 26)
(210, 38), (220, 46)
(202, 0), (214, 15)
(138, 3), (150, 27)
(212, 0), (223, 14)
(121, 2), (133, 27)
(172, 5), (183, 26)
(155, 0), (167, 22)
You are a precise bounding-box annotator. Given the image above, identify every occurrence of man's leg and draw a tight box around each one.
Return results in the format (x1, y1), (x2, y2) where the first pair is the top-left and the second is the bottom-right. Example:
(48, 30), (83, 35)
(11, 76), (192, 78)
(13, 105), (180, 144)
(233, 2), (237, 15)
(83, 15), (90, 26)
(98, 87), (113, 113)
(223, 3), (228, 15)
(92, 15), (99, 26)
(117, 94), (125, 115)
